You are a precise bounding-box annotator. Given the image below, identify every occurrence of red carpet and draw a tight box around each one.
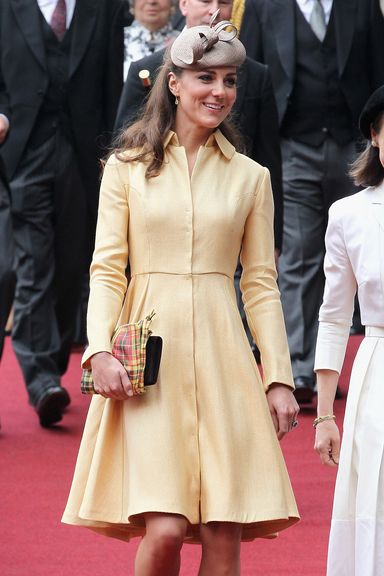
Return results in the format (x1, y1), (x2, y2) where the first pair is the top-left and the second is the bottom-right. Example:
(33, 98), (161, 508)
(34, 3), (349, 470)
(0, 336), (362, 576)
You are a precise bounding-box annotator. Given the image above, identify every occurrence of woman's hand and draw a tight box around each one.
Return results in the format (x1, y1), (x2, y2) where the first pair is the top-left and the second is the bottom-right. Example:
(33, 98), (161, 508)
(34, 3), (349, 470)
(314, 420), (340, 467)
(314, 369), (340, 466)
(266, 383), (300, 440)
(90, 352), (134, 400)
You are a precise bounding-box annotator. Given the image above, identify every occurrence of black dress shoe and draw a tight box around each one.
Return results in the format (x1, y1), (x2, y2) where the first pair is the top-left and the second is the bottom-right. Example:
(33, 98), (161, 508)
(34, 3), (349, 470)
(35, 386), (71, 428)
(293, 376), (314, 404)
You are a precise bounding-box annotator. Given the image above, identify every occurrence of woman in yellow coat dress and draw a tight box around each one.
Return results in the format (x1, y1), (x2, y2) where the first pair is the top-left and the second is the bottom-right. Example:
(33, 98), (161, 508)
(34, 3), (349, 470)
(62, 16), (300, 576)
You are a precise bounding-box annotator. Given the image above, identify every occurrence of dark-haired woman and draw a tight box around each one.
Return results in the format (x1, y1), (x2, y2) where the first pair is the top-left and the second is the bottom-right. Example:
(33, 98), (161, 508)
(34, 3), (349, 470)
(62, 18), (299, 575)
(314, 85), (384, 576)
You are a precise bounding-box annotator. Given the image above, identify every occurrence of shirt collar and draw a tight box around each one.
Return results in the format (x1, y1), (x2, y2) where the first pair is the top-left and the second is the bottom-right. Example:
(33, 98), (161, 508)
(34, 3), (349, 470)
(164, 130), (235, 160)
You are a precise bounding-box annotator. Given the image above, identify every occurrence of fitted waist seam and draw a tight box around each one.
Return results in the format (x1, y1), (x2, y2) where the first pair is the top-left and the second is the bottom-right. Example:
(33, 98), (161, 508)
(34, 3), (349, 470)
(131, 271), (233, 280)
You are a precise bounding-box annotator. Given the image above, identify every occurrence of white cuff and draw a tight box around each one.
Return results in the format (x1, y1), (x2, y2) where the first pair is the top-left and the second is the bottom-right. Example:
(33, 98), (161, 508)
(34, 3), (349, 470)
(314, 321), (350, 374)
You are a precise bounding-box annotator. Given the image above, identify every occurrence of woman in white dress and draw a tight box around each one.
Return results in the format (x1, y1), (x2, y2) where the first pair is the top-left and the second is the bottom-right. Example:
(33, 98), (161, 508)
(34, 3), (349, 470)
(314, 85), (384, 576)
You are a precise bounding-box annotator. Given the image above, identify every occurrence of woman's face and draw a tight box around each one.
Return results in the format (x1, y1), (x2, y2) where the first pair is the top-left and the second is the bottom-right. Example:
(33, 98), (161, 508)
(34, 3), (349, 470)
(133, 0), (173, 31)
(169, 67), (237, 133)
(371, 115), (384, 168)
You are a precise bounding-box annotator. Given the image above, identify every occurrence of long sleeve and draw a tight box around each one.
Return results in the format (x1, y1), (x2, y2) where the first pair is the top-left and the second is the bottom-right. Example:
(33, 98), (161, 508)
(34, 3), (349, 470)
(314, 321), (350, 374)
(81, 156), (129, 367)
(318, 203), (357, 325)
(314, 202), (357, 373)
(240, 167), (293, 390)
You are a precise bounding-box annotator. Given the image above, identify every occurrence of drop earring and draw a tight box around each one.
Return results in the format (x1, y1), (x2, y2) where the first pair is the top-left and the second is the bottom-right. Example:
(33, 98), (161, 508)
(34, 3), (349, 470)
(372, 140), (377, 147)
(175, 96), (179, 105)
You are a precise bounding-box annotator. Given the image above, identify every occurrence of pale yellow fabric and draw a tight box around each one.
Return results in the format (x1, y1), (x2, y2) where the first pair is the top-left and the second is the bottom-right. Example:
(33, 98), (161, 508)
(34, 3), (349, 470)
(62, 130), (299, 542)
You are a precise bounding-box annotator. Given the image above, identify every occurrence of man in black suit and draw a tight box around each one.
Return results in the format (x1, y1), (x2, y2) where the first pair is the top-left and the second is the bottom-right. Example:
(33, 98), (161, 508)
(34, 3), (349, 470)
(0, 0), (124, 426)
(238, 0), (384, 403)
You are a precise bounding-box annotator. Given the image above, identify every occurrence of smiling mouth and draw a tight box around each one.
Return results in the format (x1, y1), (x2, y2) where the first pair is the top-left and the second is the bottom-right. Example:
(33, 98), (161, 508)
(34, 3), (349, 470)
(203, 103), (224, 111)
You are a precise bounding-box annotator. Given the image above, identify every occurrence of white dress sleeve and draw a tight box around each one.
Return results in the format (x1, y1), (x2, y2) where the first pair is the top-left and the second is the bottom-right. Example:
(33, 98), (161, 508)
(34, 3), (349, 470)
(314, 321), (350, 374)
(314, 202), (357, 374)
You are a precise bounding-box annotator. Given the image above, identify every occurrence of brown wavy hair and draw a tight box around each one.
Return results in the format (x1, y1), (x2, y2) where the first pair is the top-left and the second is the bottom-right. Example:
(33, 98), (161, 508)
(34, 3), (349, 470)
(350, 112), (384, 187)
(112, 51), (244, 179)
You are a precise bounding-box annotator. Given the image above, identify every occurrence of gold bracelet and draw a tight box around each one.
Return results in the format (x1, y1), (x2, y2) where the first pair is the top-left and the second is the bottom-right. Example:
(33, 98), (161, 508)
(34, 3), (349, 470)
(313, 414), (336, 428)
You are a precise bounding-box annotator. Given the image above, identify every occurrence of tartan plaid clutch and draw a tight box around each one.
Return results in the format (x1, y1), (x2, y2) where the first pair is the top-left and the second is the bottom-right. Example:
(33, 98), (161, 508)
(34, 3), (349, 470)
(81, 310), (162, 396)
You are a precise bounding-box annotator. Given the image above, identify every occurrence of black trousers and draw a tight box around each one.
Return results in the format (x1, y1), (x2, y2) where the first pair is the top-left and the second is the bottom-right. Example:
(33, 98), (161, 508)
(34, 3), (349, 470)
(9, 132), (87, 405)
(0, 171), (15, 360)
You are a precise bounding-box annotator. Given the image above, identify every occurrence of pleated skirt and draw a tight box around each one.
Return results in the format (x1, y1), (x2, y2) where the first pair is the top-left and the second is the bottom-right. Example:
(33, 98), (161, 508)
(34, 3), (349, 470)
(327, 327), (384, 576)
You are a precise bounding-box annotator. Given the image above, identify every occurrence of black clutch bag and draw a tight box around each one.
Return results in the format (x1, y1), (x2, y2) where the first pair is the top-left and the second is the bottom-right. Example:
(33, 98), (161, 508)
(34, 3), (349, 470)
(143, 335), (163, 386)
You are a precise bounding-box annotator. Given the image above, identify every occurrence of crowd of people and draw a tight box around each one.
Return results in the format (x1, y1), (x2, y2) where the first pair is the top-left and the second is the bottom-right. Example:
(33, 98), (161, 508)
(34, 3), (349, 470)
(1, 1), (384, 575)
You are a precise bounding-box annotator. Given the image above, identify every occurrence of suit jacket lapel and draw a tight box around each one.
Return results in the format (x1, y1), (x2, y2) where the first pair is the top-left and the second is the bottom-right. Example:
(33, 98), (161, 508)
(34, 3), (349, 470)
(269, 0), (295, 81)
(69, 0), (98, 78)
(11, 0), (46, 70)
(333, 0), (356, 77)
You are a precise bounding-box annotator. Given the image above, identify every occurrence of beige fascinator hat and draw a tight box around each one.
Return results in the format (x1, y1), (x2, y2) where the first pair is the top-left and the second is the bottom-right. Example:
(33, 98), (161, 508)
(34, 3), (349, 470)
(170, 11), (246, 69)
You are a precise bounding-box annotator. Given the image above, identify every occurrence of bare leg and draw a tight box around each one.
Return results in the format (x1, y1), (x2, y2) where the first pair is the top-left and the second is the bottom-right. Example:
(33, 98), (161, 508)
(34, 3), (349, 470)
(198, 522), (242, 576)
(134, 513), (188, 576)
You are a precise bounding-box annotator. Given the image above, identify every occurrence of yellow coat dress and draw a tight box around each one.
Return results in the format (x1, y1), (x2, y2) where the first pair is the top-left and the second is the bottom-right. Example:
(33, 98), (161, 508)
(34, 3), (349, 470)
(62, 130), (299, 542)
